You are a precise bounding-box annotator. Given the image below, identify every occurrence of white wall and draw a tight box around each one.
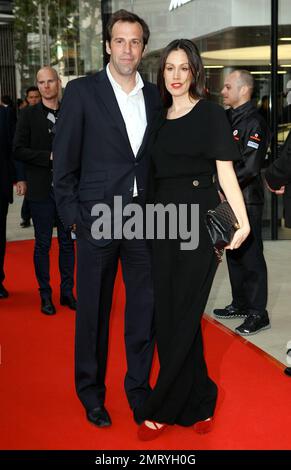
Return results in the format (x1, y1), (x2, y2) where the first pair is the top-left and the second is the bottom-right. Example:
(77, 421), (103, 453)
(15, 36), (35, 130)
(110, 0), (290, 52)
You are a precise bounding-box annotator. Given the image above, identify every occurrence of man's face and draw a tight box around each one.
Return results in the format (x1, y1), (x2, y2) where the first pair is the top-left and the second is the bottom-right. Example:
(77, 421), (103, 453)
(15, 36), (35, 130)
(106, 21), (145, 77)
(37, 69), (60, 101)
(221, 72), (242, 108)
(26, 90), (41, 106)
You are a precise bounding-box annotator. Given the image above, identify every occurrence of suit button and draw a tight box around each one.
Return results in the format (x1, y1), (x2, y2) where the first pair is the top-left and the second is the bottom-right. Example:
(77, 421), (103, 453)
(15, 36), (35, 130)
(193, 180), (199, 187)
(134, 162), (139, 166)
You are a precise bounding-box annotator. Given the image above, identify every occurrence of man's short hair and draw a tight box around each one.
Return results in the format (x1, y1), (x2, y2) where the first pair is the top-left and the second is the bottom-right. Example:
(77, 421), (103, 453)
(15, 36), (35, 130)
(1, 95), (13, 106)
(106, 9), (150, 50)
(26, 86), (40, 97)
(235, 69), (254, 92)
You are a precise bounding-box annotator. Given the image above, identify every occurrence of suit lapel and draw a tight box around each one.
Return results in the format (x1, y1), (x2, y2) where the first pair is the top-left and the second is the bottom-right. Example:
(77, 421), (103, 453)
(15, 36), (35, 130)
(35, 103), (51, 145)
(94, 70), (134, 158)
(136, 83), (158, 160)
(94, 71), (158, 161)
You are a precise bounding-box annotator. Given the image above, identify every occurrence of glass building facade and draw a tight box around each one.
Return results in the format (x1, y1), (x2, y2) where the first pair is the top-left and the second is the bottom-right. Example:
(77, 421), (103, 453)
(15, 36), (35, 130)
(2, 0), (291, 238)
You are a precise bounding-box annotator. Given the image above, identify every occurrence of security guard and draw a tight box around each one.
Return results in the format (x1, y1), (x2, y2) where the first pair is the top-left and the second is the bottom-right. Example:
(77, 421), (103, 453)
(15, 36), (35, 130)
(265, 130), (291, 376)
(214, 69), (270, 335)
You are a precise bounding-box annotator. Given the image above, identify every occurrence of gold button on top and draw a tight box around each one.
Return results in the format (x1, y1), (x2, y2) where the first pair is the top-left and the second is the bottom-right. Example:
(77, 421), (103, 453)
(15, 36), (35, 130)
(193, 180), (199, 187)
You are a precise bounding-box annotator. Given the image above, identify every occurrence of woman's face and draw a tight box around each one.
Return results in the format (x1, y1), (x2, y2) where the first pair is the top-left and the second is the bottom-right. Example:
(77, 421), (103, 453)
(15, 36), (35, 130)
(163, 48), (193, 99)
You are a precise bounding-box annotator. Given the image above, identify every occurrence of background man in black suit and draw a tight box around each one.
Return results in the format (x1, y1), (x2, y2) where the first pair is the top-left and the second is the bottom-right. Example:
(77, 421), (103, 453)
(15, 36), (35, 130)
(14, 67), (75, 315)
(19, 86), (42, 229)
(265, 130), (291, 377)
(53, 9), (161, 427)
(265, 131), (291, 189)
(0, 104), (26, 298)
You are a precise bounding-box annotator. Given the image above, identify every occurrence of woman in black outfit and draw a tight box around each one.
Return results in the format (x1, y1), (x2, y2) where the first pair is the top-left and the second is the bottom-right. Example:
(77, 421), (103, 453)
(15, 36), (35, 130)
(135, 40), (250, 440)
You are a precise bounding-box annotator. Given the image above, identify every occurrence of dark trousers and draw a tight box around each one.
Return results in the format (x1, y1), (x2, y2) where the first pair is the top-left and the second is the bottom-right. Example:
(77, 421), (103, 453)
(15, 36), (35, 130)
(29, 189), (75, 298)
(75, 235), (155, 412)
(0, 197), (9, 284)
(21, 197), (31, 222)
(226, 204), (268, 315)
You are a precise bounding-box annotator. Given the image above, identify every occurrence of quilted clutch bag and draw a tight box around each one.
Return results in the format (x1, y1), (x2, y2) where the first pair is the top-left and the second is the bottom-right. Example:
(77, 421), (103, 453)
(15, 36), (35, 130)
(205, 200), (240, 261)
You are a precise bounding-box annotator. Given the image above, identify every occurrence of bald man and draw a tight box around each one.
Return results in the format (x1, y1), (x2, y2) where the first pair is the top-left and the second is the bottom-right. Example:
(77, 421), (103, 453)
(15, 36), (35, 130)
(214, 70), (270, 336)
(14, 66), (75, 315)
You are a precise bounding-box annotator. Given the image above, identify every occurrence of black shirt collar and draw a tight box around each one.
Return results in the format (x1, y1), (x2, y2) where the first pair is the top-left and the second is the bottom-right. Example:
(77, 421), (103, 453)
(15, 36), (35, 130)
(229, 100), (254, 121)
(41, 102), (59, 115)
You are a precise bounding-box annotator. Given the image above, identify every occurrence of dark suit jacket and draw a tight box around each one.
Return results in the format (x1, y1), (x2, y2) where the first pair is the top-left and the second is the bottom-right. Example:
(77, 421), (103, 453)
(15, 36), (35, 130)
(53, 69), (161, 243)
(0, 106), (17, 203)
(265, 130), (291, 227)
(265, 131), (291, 188)
(13, 102), (52, 201)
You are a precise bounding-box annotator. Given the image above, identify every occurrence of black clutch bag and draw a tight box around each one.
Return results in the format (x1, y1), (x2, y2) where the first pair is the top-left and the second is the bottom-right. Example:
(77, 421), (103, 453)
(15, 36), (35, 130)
(205, 200), (240, 261)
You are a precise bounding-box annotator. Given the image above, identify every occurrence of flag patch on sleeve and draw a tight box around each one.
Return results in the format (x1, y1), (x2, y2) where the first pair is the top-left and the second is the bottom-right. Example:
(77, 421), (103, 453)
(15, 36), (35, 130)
(247, 140), (259, 149)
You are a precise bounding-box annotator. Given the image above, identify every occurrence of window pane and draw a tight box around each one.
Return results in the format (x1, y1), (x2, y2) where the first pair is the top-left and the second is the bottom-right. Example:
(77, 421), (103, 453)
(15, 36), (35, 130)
(278, 0), (291, 239)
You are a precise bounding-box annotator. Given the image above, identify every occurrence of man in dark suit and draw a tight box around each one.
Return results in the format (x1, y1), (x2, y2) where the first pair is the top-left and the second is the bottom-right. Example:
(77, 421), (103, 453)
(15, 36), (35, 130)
(53, 9), (161, 427)
(19, 86), (42, 229)
(14, 66), (76, 315)
(0, 105), (26, 298)
(265, 130), (291, 377)
(265, 131), (291, 190)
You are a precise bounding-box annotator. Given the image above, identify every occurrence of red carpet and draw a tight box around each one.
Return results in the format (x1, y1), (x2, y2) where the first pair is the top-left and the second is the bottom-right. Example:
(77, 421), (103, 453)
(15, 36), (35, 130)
(0, 239), (291, 450)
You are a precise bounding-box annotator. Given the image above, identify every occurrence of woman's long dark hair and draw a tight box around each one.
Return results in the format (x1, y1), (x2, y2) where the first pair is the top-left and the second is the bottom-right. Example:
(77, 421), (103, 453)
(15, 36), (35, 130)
(158, 39), (206, 108)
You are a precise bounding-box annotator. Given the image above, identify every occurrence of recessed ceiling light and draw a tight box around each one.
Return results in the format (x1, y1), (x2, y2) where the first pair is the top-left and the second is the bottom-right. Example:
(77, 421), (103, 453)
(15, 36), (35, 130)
(250, 70), (287, 75)
(204, 65), (224, 68)
(250, 71), (287, 74)
(201, 45), (291, 61)
(250, 71), (271, 74)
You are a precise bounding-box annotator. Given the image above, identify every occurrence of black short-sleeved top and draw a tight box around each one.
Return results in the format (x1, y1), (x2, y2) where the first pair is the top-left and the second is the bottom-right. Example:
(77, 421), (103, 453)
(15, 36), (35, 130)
(151, 99), (241, 179)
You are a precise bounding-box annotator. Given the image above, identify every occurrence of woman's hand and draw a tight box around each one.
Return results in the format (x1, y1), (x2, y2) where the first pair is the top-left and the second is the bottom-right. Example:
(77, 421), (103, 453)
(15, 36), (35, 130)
(225, 224), (250, 250)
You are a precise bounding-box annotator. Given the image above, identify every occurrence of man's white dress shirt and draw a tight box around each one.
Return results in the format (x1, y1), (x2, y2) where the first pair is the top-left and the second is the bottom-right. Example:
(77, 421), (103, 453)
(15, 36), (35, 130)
(106, 64), (147, 197)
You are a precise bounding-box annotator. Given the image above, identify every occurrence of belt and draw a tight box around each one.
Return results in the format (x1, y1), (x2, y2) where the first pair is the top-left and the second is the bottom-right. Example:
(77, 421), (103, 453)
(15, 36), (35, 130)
(156, 175), (216, 189)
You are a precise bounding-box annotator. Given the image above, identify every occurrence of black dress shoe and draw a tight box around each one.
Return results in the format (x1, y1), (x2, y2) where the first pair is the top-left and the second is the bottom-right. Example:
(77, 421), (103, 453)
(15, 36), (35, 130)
(0, 284), (9, 299)
(86, 406), (112, 427)
(60, 293), (76, 310)
(41, 297), (56, 315)
(284, 367), (291, 377)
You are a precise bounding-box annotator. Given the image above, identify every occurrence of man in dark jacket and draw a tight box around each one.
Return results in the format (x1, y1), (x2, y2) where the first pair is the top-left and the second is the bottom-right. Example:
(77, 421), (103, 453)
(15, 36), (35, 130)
(0, 105), (26, 297)
(14, 66), (75, 315)
(265, 131), (291, 189)
(53, 10), (161, 427)
(19, 86), (42, 229)
(214, 69), (270, 336)
(265, 131), (291, 376)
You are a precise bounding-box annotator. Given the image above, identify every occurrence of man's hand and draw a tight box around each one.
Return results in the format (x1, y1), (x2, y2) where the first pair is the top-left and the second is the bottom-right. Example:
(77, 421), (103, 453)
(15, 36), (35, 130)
(16, 181), (27, 196)
(265, 179), (285, 195)
(275, 186), (285, 195)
